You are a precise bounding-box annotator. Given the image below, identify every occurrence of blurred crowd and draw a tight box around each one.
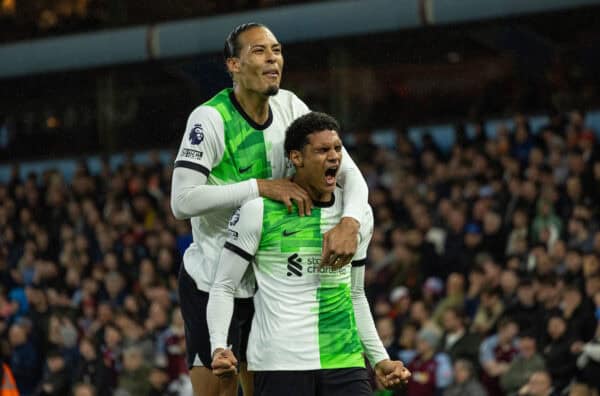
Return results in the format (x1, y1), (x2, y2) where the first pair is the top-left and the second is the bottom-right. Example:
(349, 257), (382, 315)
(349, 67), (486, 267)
(356, 110), (600, 396)
(1, 109), (600, 396)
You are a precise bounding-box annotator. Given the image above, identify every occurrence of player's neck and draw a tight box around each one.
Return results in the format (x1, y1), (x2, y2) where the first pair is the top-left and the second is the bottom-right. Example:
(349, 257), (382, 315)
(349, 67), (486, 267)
(291, 175), (332, 205)
(233, 87), (270, 125)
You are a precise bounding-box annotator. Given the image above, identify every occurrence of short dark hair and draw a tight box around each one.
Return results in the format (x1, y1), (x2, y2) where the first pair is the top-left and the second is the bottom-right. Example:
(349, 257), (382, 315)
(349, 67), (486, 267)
(224, 22), (266, 59)
(284, 112), (341, 156)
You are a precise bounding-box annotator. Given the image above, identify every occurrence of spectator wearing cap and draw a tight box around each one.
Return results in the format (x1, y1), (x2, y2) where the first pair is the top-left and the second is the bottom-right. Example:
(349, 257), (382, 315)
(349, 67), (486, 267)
(443, 359), (487, 396)
(440, 307), (481, 371)
(479, 317), (520, 396)
(406, 329), (453, 396)
(421, 277), (445, 314)
(500, 332), (546, 396)
(541, 314), (578, 393)
(457, 223), (484, 277)
(388, 286), (411, 331)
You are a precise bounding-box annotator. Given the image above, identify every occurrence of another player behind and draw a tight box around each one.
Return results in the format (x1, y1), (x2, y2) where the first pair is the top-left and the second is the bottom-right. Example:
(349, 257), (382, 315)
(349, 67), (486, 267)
(171, 23), (370, 396)
(207, 112), (411, 396)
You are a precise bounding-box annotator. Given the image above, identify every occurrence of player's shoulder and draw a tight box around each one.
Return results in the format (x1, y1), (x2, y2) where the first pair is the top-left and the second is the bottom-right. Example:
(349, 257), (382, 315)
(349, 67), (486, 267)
(187, 103), (223, 123)
(187, 89), (230, 121)
(271, 88), (307, 108)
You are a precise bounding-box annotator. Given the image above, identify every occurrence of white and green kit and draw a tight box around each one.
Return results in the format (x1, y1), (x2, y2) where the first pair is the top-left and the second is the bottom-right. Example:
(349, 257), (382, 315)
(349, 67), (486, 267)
(207, 189), (389, 371)
(173, 88), (367, 299)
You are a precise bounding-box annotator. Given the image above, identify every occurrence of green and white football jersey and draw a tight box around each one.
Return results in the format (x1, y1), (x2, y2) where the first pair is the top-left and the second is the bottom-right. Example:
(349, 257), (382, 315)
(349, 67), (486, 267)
(225, 188), (374, 370)
(174, 88), (309, 297)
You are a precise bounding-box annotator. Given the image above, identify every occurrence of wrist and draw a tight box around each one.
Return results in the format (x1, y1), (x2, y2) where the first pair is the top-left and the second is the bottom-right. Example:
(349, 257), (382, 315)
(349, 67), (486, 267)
(340, 216), (360, 231)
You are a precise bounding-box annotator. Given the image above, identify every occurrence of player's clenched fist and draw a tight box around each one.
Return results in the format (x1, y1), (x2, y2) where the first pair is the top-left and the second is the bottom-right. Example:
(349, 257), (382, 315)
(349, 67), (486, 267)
(375, 359), (411, 389)
(211, 348), (238, 377)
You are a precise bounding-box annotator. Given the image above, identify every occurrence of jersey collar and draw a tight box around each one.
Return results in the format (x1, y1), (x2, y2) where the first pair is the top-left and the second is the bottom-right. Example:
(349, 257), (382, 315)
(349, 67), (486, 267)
(229, 90), (273, 131)
(313, 193), (335, 208)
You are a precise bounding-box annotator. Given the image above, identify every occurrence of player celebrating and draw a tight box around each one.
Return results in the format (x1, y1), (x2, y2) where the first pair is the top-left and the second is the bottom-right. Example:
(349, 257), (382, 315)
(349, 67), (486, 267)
(171, 24), (370, 396)
(207, 112), (411, 396)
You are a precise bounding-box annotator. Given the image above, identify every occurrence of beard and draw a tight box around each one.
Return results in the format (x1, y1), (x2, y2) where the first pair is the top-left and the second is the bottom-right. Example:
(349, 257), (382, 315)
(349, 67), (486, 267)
(264, 85), (279, 96)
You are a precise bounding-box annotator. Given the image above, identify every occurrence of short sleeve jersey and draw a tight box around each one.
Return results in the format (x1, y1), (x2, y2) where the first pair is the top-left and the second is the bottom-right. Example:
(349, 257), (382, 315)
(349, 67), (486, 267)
(174, 88), (309, 297)
(225, 188), (374, 371)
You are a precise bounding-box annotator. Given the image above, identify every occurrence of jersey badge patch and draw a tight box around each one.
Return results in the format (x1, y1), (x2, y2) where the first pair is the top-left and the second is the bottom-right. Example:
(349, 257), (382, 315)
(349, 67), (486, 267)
(189, 124), (205, 145)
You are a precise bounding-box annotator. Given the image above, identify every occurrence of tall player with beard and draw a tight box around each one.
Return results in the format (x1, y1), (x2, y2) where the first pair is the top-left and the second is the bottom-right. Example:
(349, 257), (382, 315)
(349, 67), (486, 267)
(171, 24), (370, 396)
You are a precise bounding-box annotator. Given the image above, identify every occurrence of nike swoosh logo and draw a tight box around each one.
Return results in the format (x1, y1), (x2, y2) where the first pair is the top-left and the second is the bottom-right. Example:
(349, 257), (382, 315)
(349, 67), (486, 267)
(283, 230), (301, 237)
(239, 164), (253, 173)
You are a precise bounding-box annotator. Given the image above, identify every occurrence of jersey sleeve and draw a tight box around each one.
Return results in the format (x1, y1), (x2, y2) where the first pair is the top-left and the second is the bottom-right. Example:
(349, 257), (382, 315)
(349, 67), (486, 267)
(224, 198), (264, 261)
(337, 146), (370, 223)
(174, 105), (224, 177)
(352, 205), (374, 265)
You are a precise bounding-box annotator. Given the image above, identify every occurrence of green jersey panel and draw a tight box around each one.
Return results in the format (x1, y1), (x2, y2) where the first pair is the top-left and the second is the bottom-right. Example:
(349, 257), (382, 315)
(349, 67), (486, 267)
(250, 196), (365, 370)
(204, 89), (272, 184)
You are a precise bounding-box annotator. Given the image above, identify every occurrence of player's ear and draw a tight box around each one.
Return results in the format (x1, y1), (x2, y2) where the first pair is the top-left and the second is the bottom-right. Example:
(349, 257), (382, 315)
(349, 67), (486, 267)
(289, 150), (303, 168)
(226, 57), (240, 74)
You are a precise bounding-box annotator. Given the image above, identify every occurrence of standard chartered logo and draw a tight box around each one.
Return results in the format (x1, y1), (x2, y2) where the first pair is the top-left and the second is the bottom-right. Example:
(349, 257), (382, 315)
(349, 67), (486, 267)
(287, 253), (303, 276)
(286, 253), (346, 277)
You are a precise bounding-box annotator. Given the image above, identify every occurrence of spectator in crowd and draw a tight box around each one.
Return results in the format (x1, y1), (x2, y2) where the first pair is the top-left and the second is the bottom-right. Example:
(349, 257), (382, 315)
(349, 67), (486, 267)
(1, 107), (600, 395)
(440, 307), (481, 371)
(74, 336), (111, 396)
(115, 346), (151, 396)
(517, 370), (556, 396)
(500, 332), (546, 396)
(431, 273), (466, 327)
(72, 383), (96, 396)
(572, 318), (600, 392)
(37, 349), (70, 396)
(504, 279), (543, 339)
(443, 359), (487, 396)
(479, 317), (520, 396)
(406, 328), (453, 396)
(472, 287), (505, 336)
(541, 314), (577, 393)
(8, 322), (39, 396)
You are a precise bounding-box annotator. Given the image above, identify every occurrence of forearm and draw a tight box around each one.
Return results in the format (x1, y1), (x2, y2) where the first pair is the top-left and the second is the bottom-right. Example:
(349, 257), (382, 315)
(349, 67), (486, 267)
(351, 266), (389, 366)
(171, 167), (259, 219)
(206, 249), (250, 353)
(338, 147), (369, 222)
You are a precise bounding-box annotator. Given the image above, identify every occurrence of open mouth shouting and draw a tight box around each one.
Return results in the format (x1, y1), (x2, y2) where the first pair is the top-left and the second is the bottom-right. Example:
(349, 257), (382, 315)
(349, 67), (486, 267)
(324, 166), (339, 187)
